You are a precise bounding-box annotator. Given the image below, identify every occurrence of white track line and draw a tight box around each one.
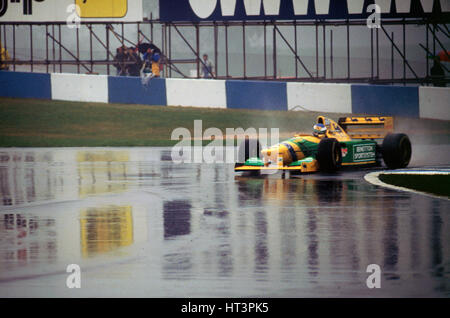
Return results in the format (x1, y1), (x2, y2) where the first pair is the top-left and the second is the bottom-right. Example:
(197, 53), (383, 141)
(364, 170), (450, 201)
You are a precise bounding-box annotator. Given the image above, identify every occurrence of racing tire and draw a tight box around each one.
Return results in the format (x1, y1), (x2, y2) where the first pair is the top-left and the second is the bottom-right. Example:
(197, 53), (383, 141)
(317, 138), (342, 172)
(375, 144), (383, 167)
(236, 138), (261, 176)
(382, 133), (412, 169)
(237, 138), (261, 163)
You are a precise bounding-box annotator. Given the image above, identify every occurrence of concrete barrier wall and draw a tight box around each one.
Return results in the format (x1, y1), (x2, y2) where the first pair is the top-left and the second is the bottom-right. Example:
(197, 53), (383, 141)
(418, 87), (450, 121)
(226, 80), (287, 111)
(108, 76), (167, 106)
(0, 71), (51, 99)
(0, 71), (448, 121)
(351, 85), (420, 117)
(287, 82), (352, 113)
(166, 78), (227, 108)
(51, 73), (109, 103)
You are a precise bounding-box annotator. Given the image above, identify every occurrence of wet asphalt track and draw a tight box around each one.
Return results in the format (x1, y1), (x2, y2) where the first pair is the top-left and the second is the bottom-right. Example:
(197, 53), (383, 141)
(0, 147), (448, 297)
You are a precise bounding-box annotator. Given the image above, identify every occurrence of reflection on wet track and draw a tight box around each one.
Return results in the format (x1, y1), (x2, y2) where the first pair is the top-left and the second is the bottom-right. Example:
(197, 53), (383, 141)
(0, 147), (448, 297)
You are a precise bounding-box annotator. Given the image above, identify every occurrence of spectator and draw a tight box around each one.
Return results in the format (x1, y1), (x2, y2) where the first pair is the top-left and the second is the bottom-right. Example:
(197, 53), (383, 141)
(138, 42), (161, 56)
(430, 57), (446, 87)
(126, 46), (142, 77)
(141, 48), (153, 84)
(141, 48), (162, 85)
(201, 54), (214, 79)
(151, 50), (161, 78)
(0, 44), (10, 71)
(137, 38), (164, 79)
(113, 45), (127, 76)
(142, 47), (153, 73)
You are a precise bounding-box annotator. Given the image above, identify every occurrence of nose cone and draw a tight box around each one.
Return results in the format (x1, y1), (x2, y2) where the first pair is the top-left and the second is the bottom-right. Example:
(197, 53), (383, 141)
(261, 144), (292, 165)
(261, 148), (274, 164)
(261, 147), (278, 162)
(261, 148), (271, 157)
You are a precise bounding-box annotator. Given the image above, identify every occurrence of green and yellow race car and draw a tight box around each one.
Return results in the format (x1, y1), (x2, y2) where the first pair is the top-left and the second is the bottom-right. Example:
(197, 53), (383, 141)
(234, 116), (412, 175)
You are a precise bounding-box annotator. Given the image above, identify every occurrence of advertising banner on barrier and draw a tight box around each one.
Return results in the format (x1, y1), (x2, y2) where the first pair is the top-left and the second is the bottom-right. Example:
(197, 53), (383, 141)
(160, 0), (450, 22)
(0, 0), (143, 22)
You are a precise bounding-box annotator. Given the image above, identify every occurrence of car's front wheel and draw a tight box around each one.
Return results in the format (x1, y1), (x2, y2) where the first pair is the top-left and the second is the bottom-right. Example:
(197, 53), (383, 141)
(235, 138), (261, 176)
(317, 138), (342, 172)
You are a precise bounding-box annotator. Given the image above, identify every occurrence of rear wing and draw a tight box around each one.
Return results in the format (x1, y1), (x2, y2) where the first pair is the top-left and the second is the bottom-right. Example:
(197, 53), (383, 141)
(338, 117), (394, 139)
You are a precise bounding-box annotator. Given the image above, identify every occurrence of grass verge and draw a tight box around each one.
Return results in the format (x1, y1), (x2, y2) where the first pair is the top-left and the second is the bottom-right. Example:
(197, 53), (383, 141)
(0, 97), (349, 147)
(378, 174), (450, 198)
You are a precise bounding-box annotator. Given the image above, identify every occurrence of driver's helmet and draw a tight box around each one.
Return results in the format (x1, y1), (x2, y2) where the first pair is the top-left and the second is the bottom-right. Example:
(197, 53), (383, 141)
(313, 123), (327, 137)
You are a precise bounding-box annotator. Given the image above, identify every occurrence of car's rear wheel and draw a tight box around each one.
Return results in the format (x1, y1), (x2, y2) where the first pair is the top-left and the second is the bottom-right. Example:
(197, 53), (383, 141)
(382, 133), (411, 169)
(317, 138), (342, 172)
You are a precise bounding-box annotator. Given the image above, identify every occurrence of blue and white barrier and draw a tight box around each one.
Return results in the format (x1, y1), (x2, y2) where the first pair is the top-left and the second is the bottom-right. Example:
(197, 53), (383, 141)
(351, 84), (420, 118)
(418, 86), (450, 121)
(287, 82), (352, 113)
(166, 78), (226, 108)
(51, 73), (109, 103)
(0, 71), (51, 99)
(0, 71), (448, 121)
(226, 80), (287, 111)
(108, 76), (167, 106)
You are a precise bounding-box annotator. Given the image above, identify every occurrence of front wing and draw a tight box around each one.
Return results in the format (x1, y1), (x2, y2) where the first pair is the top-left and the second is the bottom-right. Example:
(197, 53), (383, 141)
(235, 157), (319, 173)
(234, 155), (378, 174)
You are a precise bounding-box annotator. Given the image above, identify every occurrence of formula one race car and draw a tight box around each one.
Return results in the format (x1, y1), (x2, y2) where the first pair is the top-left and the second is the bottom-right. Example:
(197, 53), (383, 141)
(234, 116), (412, 175)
